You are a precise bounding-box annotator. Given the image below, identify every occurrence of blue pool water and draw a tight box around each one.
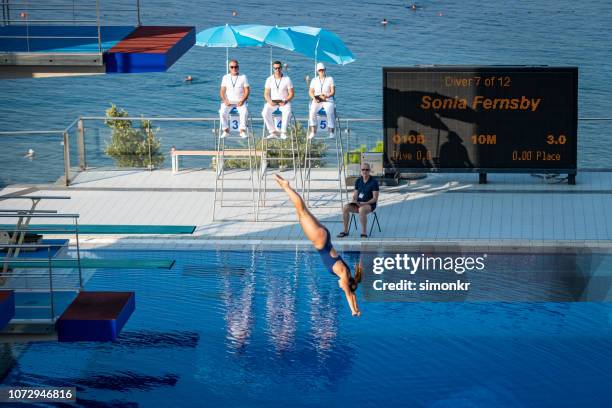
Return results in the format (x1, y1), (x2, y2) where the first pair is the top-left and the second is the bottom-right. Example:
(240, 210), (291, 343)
(2, 249), (612, 406)
(2, 0), (612, 185)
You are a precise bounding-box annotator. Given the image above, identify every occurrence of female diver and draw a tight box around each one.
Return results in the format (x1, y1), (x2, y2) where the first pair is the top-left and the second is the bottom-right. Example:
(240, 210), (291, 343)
(274, 174), (362, 316)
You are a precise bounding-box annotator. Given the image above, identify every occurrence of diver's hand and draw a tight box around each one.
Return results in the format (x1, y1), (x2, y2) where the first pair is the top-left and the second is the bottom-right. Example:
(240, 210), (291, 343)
(273, 173), (290, 189)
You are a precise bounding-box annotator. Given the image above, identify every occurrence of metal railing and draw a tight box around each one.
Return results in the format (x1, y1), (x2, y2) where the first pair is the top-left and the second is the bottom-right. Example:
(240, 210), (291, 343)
(1, 0), (142, 54)
(0, 211), (82, 288)
(2, 116), (612, 187)
(0, 207), (82, 323)
(0, 243), (58, 322)
(69, 115), (383, 182)
(0, 129), (70, 185)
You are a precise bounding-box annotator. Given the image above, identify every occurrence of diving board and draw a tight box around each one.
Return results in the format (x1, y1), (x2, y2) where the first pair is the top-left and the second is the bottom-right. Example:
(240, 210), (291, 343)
(0, 239), (68, 259)
(0, 224), (196, 234)
(56, 291), (135, 342)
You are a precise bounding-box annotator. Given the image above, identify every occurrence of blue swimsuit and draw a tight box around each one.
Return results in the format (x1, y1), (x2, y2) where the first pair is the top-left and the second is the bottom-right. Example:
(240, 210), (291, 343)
(317, 228), (350, 276)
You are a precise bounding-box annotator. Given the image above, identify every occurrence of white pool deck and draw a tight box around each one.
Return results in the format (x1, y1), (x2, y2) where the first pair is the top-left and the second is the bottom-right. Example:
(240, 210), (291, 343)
(2, 168), (612, 249)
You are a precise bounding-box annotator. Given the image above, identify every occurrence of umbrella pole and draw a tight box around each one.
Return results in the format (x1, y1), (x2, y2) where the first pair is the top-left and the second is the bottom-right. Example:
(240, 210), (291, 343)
(270, 46), (272, 75)
(314, 36), (321, 74)
(226, 47), (229, 74)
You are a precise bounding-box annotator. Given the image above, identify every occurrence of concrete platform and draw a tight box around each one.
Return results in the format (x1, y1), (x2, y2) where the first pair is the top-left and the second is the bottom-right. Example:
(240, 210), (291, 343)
(2, 168), (612, 249)
(56, 291), (135, 342)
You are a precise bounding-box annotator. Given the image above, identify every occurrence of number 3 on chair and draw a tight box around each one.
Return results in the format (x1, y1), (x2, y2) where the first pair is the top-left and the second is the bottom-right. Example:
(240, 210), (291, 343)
(231, 119), (239, 130)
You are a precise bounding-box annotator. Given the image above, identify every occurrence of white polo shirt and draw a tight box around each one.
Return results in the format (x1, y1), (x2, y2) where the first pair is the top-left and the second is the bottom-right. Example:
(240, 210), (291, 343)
(221, 73), (249, 103)
(265, 75), (293, 101)
(309, 76), (335, 99)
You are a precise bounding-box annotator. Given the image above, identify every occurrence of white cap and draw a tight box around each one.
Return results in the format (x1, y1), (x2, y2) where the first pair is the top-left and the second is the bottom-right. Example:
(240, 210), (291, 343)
(316, 62), (326, 71)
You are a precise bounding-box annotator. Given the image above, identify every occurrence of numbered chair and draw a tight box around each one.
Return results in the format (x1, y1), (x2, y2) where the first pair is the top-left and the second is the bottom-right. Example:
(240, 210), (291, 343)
(303, 105), (348, 210)
(258, 109), (300, 208)
(316, 107), (333, 137)
(228, 106), (242, 135)
(349, 208), (382, 237)
(213, 107), (259, 221)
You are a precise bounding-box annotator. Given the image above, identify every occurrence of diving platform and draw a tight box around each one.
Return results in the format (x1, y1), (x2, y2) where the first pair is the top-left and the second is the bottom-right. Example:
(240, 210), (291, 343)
(0, 200), (175, 339)
(0, 25), (195, 78)
(56, 291), (135, 342)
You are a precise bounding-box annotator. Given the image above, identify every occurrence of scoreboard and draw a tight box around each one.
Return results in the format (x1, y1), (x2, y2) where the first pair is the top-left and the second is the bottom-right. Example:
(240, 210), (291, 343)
(383, 66), (578, 181)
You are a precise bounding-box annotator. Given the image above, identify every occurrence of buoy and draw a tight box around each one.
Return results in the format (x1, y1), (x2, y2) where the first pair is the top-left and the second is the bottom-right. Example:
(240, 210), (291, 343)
(284, 63), (289, 71)
(231, 10), (237, 17)
(185, 75), (193, 82)
(25, 148), (35, 158)
(381, 18), (388, 25)
(305, 75), (310, 84)
(438, 11), (443, 16)
(20, 11), (27, 18)
(411, 4), (417, 11)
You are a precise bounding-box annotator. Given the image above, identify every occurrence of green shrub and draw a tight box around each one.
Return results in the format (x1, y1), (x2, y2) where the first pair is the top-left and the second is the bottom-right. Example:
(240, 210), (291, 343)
(218, 121), (326, 169)
(345, 140), (383, 164)
(104, 104), (165, 168)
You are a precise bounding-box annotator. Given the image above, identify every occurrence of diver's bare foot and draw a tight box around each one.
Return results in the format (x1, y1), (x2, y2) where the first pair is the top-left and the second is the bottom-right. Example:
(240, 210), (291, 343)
(273, 173), (290, 190)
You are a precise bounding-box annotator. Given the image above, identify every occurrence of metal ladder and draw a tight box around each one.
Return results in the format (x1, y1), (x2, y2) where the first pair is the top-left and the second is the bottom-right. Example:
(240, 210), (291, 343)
(258, 111), (301, 209)
(302, 107), (349, 211)
(212, 109), (259, 221)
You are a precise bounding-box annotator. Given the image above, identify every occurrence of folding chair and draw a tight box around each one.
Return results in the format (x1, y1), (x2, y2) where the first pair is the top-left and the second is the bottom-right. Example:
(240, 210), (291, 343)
(349, 209), (382, 237)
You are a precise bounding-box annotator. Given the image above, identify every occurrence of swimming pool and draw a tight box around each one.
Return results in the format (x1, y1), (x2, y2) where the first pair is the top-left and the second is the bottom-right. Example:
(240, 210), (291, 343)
(2, 248), (612, 407)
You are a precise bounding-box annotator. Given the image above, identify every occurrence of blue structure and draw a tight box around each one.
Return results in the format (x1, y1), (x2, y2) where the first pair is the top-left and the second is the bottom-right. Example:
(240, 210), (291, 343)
(0, 291), (15, 329)
(56, 291), (135, 342)
(0, 25), (195, 76)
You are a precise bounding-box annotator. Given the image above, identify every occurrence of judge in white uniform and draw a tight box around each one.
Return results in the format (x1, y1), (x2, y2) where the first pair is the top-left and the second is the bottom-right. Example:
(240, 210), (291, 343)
(308, 62), (335, 139)
(262, 60), (294, 139)
(219, 59), (250, 138)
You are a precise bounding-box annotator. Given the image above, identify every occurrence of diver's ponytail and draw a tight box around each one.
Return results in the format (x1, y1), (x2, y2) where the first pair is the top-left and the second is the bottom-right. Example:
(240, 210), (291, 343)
(354, 263), (363, 284)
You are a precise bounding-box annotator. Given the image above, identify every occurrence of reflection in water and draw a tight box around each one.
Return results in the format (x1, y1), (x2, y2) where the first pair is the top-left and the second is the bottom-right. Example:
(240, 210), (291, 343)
(305, 252), (339, 358)
(265, 249), (298, 353)
(117, 330), (200, 349)
(19, 371), (178, 391)
(0, 343), (21, 383)
(219, 250), (255, 353)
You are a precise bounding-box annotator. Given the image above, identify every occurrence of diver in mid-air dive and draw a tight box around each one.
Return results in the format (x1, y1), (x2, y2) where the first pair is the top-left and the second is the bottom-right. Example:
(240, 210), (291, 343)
(273, 174), (362, 316)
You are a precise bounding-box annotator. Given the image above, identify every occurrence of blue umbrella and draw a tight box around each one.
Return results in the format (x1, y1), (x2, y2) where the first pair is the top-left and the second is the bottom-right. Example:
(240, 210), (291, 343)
(196, 24), (263, 47)
(196, 24), (263, 72)
(236, 25), (297, 74)
(237, 25), (295, 50)
(283, 26), (356, 69)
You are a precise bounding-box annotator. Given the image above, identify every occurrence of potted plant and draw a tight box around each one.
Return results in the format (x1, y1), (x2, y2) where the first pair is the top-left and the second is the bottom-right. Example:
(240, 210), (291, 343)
(104, 104), (164, 169)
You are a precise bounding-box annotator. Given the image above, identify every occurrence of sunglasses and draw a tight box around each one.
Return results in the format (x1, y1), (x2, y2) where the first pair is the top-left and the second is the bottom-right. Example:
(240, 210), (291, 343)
(229, 65), (238, 68)
(361, 168), (370, 171)
(273, 66), (282, 70)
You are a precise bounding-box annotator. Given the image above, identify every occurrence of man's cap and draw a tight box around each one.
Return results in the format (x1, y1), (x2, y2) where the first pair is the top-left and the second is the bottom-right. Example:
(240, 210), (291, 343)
(316, 62), (326, 71)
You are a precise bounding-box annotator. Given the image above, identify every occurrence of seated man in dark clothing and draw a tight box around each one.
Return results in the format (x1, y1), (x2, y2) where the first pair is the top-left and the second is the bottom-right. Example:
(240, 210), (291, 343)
(338, 162), (380, 238)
